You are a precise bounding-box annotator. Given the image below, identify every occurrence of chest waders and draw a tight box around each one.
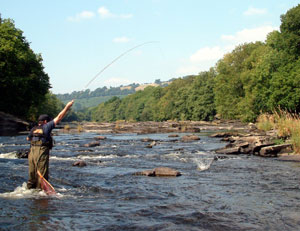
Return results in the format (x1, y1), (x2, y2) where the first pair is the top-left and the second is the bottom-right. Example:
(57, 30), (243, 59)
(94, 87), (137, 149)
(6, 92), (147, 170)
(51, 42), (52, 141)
(27, 140), (50, 189)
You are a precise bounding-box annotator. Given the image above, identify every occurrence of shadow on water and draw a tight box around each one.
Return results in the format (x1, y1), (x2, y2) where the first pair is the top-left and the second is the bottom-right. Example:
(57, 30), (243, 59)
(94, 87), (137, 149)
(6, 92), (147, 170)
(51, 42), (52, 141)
(0, 132), (300, 230)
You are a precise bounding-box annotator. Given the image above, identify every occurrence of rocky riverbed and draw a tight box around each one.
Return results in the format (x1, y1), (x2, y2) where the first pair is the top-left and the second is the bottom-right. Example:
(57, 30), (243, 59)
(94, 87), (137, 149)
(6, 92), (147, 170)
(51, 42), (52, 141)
(1, 113), (299, 160)
(60, 120), (299, 160)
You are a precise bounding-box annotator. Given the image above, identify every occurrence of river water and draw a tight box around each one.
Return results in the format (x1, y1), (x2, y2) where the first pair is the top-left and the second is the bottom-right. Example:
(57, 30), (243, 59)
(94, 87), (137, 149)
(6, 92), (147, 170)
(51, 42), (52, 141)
(0, 131), (300, 230)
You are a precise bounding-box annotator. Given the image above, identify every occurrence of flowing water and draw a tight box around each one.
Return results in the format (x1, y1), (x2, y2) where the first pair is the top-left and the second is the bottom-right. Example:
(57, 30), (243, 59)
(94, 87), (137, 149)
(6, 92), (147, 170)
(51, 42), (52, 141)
(0, 131), (300, 230)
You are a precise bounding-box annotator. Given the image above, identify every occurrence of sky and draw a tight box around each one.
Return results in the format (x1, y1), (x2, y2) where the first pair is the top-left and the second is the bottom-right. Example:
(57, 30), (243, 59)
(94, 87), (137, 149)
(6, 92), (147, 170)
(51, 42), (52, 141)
(1, 0), (299, 94)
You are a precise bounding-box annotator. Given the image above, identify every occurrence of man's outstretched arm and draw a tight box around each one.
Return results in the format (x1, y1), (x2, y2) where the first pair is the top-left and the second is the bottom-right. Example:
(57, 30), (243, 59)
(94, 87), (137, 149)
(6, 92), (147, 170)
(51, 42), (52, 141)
(53, 100), (74, 125)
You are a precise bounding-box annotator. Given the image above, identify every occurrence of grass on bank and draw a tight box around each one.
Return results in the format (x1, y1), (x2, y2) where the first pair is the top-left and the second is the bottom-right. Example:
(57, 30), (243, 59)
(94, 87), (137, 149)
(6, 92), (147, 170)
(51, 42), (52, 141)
(256, 110), (300, 154)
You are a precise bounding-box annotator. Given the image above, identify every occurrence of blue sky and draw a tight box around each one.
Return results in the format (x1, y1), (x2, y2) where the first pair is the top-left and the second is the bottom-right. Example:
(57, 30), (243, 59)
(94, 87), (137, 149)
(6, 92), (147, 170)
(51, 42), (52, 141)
(1, 0), (299, 94)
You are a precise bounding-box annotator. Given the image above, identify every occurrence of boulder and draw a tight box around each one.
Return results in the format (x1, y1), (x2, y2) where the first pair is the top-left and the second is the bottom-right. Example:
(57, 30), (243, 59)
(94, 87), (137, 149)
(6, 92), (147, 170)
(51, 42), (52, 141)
(0, 112), (29, 135)
(210, 132), (241, 138)
(83, 141), (100, 147)
(72, 160), (87, 167)
(153, 167), (181, 177)
(181, 135), (200, 141)
(168, 134), (179, 138)
(215, 146), (240, 154)
(134, 170), (155, 176)
(134, 167), (181, 177)
(259, 144), (293, 157)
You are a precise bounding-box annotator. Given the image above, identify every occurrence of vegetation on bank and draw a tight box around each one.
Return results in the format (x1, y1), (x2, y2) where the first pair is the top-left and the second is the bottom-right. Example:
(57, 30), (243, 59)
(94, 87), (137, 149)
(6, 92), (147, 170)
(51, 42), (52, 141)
(257, 110), (300, 153)
(1, 4), (300, 126)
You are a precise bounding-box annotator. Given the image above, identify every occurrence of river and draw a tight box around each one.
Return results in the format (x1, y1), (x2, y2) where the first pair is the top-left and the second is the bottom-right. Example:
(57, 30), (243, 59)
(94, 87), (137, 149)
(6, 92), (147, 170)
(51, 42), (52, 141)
(0, 130), (299, 230)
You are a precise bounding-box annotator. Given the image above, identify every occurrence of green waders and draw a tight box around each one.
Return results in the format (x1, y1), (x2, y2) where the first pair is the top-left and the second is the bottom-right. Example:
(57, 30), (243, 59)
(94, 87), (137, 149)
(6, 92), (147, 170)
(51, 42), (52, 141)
(27, 140), (50, 189)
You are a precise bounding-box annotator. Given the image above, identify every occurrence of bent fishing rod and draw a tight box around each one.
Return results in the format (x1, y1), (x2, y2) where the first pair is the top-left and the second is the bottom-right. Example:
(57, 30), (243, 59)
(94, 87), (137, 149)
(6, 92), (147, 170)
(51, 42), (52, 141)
(84, 41), (159, 89)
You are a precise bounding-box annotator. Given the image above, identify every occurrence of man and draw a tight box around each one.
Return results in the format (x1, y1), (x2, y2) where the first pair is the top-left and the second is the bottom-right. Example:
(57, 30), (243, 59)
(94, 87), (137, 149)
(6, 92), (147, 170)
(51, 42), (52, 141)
(26, 100), (74, 189)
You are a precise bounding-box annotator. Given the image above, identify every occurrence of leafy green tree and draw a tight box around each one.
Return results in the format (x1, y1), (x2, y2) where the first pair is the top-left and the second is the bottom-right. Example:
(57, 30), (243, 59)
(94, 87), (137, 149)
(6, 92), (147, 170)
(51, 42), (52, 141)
(214, 42), (264, 121)
(186, 69), (216, 121)
(0, 17), (50, 119)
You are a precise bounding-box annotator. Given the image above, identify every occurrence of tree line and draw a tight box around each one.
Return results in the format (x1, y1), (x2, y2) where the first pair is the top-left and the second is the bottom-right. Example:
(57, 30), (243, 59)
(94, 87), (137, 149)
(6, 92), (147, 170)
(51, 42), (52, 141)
(56, 84), (139, 101)
(1, 4), (299, 123)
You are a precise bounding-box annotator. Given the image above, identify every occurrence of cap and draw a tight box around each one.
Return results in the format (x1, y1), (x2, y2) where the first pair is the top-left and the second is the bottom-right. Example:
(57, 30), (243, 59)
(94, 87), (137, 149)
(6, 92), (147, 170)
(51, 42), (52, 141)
(38, 114), (51, 122)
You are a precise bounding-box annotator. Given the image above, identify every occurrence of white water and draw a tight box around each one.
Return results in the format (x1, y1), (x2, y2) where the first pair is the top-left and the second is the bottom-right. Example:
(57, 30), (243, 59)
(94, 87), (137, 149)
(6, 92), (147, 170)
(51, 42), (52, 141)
(0, 182), (68, 199)
(0, 152), (17, 159)
(0, 182), (47, 198)
(193, 157), (214, 171)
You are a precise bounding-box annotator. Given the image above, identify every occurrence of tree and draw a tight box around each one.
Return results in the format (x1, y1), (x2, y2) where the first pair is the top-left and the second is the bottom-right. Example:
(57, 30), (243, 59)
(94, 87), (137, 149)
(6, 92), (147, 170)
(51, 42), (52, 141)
(0, 18), (50, 119)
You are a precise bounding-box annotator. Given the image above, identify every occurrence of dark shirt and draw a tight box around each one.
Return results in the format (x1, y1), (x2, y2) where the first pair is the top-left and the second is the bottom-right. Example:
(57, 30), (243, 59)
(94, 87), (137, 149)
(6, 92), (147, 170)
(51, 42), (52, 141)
(28, 120), (55, 143)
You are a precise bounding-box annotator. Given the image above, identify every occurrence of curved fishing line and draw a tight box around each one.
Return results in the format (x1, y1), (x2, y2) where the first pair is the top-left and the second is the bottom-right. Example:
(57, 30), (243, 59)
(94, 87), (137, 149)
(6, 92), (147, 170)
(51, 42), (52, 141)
(84, 41), (159, 89)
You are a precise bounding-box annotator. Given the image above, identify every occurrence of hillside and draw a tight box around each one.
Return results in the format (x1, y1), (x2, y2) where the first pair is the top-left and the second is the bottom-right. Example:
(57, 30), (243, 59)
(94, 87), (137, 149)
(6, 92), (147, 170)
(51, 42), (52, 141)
(56, 80), (171, 110)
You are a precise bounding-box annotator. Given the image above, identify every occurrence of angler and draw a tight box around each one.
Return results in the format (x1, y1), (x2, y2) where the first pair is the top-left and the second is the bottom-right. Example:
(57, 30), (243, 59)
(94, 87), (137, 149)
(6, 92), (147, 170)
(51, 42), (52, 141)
(26, 100), (74, 190)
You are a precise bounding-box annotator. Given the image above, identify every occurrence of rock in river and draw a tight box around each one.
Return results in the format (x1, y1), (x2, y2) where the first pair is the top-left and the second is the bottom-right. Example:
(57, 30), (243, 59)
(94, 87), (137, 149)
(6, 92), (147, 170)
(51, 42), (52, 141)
(134, 167), (181, 177)
(83, 141), (100, 147)
(72, 160), (87, 167)
(181, 135), (200, 141)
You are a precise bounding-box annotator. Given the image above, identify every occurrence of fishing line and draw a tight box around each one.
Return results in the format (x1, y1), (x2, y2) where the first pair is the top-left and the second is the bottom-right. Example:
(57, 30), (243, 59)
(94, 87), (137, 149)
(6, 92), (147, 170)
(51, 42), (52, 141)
(84, 41), (159, 89)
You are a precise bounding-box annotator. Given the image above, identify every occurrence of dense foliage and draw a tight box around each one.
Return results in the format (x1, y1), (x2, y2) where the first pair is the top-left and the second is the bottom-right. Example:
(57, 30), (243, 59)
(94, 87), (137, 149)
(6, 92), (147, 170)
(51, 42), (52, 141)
(0, 17), (51, 120)
(214, 4), (300, 121)
(91, 70), (216, 122)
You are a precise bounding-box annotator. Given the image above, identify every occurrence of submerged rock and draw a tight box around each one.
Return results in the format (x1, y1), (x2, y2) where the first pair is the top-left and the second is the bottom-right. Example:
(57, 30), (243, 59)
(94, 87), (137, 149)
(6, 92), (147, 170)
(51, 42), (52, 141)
(146, 141), (157, 148)
(141, 138), (154, 142)
(94, 136), (107, 140)
(72, 160), (87, 167)
(83, 141), (100, 147)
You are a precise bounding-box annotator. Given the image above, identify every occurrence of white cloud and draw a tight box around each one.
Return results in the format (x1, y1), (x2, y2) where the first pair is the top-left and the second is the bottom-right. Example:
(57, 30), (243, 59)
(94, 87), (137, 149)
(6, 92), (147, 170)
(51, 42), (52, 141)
(221, 25), (277, 44)
(104, 77), (132, 87)
(98, 6), (133, 19)
(243, 7), (267, 16)
(176, 25), (277, 76)
(190, 46), (224, 62)
(98, 6), (114, 18)
(67, 11), (95, 22)
(113, 37), (130, 43)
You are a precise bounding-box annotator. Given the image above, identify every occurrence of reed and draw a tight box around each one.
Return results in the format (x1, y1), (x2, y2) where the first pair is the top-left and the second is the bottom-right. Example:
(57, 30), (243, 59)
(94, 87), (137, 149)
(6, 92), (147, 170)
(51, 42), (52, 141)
(77, 124), (83, 133)
(273, 110), (294, 138)
(256, 113), (275, 131)
(291, 121), (300, 153)
(257, 109), (300, 154)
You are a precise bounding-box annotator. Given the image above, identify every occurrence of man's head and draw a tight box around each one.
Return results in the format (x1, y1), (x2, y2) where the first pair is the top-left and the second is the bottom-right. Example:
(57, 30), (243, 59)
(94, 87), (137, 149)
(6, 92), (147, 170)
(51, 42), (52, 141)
(38, 114), (51, 124)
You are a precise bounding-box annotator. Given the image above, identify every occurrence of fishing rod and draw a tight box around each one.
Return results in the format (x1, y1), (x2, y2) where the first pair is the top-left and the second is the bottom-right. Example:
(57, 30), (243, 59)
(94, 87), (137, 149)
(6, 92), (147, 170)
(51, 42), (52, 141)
(84, 41), (159, 89)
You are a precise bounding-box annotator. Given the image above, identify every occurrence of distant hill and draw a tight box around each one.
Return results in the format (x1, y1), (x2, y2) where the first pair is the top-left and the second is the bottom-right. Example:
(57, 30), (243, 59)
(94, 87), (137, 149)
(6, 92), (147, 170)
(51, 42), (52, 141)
(56, 80), (171, 110)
